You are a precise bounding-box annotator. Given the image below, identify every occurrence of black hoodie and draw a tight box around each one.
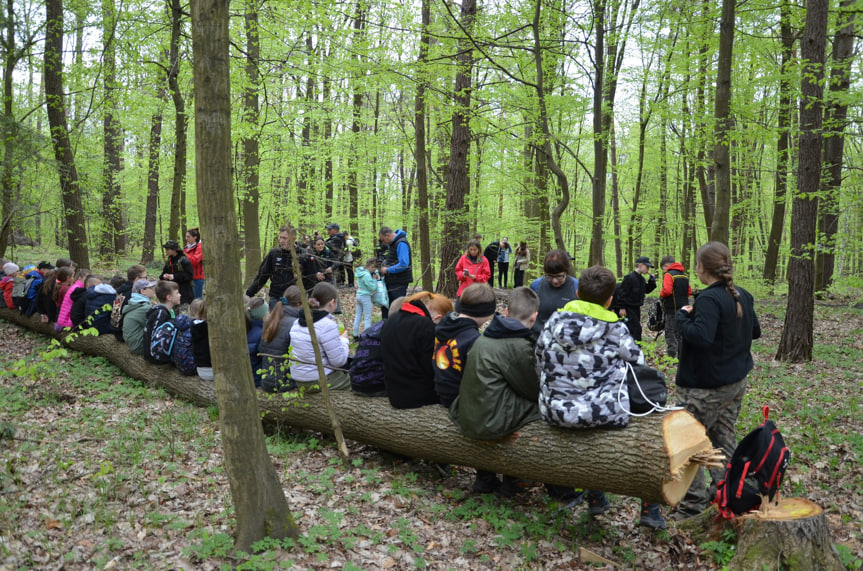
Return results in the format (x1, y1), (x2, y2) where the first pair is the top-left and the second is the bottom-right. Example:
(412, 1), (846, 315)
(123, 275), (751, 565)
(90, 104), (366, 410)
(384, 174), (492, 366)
(433, 312), (481, 407)
(381, 300), (438, 409)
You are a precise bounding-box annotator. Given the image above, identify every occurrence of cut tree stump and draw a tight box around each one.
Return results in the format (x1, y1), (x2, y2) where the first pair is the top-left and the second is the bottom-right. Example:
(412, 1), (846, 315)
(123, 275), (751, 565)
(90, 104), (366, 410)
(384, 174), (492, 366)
(1, 308), (714, 505)
(730, 497), (845, 571)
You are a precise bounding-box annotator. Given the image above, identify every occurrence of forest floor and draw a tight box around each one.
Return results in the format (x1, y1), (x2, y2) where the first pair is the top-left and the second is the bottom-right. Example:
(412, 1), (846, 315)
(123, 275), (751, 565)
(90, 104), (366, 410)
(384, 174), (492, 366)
(1, 290), (862, 570)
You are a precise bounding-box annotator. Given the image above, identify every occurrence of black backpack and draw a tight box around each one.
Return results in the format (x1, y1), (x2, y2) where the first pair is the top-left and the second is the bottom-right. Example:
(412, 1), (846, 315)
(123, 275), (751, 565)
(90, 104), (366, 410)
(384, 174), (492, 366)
(647, 299), (665, 332)
(715, 406), (790, 519)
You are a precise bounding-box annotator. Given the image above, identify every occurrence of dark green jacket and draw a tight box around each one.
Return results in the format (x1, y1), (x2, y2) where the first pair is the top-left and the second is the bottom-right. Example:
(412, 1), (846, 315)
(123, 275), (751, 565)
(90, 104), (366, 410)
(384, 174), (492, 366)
(449, 315), (540, 440)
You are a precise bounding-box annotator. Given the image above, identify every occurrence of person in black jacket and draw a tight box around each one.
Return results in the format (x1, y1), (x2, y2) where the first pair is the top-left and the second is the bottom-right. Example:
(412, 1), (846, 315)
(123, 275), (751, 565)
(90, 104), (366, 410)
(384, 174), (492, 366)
(614, 256), (656, 341)
(672, 242), (761, 519)
(246, 225), (313, 308)
(160, 240), (194, 305)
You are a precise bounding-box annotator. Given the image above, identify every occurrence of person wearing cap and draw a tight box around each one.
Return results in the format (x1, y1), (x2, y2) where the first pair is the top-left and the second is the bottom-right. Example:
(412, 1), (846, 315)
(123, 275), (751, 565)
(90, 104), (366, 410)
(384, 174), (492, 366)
(1, 262), (20, 308)
(160, 239), (194, 305)
(614, 256), (657, 342)
(122, 279), (158, 354)
(324, 223), (346, 284)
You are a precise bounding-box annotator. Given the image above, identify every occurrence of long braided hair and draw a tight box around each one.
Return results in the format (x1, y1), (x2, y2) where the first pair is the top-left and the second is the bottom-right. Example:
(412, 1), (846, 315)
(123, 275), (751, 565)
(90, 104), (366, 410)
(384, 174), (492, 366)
(696, 241), (742, 318)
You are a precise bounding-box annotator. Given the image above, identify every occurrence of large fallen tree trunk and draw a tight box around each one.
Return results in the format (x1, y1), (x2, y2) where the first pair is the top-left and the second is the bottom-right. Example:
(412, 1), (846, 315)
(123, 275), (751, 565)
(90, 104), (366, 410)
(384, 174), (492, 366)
(2, 308), (712, 505)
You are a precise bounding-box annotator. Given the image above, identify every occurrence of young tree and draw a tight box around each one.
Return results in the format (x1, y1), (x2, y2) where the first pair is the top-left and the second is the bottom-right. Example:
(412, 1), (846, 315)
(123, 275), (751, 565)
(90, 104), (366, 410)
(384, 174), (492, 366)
(190, 0), (297, 550)
(44, 0), (89, 268)
(415, 0), (434, 291)
(241, 0), (261, 282)
(709, 0), (736, 244)
(777, 0), (829, 362)
(167, 0), (187, 241)
(100, 0), (126, 259)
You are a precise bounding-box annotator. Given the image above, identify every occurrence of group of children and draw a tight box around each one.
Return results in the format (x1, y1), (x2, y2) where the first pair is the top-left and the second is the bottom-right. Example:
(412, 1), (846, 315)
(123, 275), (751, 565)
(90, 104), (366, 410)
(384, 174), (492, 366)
(2, 252), (666, 529)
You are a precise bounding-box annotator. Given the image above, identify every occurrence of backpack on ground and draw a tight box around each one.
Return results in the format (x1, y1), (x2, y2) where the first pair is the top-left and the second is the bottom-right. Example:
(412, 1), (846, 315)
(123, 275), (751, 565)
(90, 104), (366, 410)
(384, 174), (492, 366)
(171, 314), (196, 375)
(150, 320), (179, 365)
(647, 299), (665, 332)
(715, 406), (790, 519)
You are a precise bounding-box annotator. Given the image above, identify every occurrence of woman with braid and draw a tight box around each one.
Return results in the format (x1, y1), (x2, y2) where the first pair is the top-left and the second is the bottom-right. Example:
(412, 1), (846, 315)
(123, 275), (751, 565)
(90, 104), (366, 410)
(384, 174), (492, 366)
(672, 242), (761, 519)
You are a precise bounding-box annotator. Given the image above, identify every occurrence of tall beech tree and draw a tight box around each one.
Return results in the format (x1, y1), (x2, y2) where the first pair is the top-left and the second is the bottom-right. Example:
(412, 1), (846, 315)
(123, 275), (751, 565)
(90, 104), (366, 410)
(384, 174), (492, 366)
(415, 0), (434, 291)
(241, 0), (261, 282)
(44, 0), (89, 268)
(167, 0), (187, 241)
(777, 0), (829, 363)
(100, 0), (125, 259)
(190, 0), (297, 551)
(709, 0), (735, 244)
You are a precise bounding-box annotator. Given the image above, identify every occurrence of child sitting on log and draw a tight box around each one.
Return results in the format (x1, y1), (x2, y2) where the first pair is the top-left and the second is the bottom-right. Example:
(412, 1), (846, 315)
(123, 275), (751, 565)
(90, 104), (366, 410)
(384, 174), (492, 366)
(535, 265), (666, 529)
(143, 280), (181, 364)
(433, 283), (496, 408)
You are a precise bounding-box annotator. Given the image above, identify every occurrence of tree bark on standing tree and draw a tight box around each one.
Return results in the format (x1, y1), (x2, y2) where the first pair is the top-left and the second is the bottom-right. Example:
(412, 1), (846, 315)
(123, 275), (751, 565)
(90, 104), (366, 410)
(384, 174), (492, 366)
(168, 0), (187, 242)
(100, 0), (126, 259)
(190, 0), (297, 551)
(777, 0), (829, 363)
(415, 0), (434, 292)
(709, 0), (736, 245)
(241, 0), (261, 283)
(436, 0), (476, 298)
(44, 0), (89, 268)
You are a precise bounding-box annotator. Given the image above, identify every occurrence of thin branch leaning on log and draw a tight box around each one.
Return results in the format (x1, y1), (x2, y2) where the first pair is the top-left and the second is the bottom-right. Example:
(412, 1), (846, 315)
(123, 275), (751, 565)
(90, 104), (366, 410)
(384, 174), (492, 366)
(1, 308), (713, 505)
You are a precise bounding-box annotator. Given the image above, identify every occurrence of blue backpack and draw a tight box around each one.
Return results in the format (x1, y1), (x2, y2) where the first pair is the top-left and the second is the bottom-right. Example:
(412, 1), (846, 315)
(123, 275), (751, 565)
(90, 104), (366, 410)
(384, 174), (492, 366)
(349, 320), (387, 396)
(171, 314), (196, 375)
(149, 320), (178, 365)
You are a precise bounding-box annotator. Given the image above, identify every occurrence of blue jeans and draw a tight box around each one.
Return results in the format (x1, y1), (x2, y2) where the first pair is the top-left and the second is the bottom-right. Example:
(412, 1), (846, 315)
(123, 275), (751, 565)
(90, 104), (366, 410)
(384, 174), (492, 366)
(193, 279), (205, 299)
(353, 293), (373, 337)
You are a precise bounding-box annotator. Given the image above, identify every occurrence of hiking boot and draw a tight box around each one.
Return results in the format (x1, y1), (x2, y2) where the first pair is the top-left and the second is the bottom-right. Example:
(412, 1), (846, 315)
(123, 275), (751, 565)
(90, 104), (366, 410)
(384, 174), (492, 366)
(668, 506), (703, 521)
(497, 475), (539, 498)
(587, 491), (611, 516)
(472, 470), (501, 494)
(639, 501), (667, 529)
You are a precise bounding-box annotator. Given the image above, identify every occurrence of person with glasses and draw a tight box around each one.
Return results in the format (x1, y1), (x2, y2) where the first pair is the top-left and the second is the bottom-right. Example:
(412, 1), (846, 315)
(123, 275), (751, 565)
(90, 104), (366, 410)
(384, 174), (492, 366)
(529, 249), (579, 335)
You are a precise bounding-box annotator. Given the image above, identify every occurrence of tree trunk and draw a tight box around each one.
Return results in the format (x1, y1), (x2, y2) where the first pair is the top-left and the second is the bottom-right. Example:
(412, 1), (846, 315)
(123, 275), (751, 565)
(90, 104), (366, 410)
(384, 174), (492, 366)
(167, 0), (187, 242)
(189, 0), (297, 551)
(436, 0), (476, 298)
(709, 0), (735, 245)
(731, 498), (845, 571)
(0, 0), (17, 258)
(777, 0), (828, 363)
(44, 0), (89, 268)
(415, 0), (434, 292)
(100, 0), (124, 260)
(610, 124), (622, 277)
(1, 307), (716, 507)
(241, 0), (261, 283)
(141, 112), (163, 265)
(763, 0), (794, 286)
(588, 0), (606, 265)
(814, 0), (855, 292)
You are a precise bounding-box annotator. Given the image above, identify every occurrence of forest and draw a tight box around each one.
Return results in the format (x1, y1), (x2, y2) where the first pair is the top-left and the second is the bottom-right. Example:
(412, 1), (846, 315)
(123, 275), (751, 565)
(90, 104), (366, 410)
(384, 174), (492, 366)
(1, 0), (861, 295)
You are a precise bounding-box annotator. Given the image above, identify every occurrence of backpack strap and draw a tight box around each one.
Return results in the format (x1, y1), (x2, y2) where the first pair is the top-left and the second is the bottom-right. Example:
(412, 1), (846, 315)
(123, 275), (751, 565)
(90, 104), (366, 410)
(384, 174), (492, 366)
(762, 405), (770, 422)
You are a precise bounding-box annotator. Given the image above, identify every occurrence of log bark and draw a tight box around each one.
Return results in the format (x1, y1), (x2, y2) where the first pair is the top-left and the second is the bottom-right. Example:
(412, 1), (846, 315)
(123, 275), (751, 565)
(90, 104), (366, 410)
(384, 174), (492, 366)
(2, 308), (712, 505)
(730, 498), (844, 571)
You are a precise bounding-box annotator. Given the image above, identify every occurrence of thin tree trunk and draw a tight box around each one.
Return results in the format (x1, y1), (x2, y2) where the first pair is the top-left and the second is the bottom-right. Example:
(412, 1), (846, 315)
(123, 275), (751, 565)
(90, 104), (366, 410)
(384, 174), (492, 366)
(241, 0), (261, 283)
(610, 124), (622, 276)
(436, 0), (476, 298)
(190, 0), (298, 551)
(100, 0), (124, 259)
(0, 0), (17, 257)
(815, 0), (855, 291)
(763, 0), (794, 285)
(44, 0), (89, 268)
(777, 0), (828, 363)
(415, 0), (433, 291)
(167, 0), (187, 242)
(141, 112), (162, 265)
(709, 0), (735, 244)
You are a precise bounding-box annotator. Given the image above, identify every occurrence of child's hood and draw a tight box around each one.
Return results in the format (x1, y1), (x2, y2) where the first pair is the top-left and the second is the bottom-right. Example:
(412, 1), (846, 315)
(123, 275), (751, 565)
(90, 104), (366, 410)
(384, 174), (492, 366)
(483, 314), (531, 340)
(435, 312), (479, 340)
(545, 307), (621, 349)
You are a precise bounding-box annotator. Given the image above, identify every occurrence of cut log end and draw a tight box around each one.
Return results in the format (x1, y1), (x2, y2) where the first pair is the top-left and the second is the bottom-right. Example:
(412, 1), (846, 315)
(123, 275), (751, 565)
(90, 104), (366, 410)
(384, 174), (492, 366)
(661, 411), (713, 506)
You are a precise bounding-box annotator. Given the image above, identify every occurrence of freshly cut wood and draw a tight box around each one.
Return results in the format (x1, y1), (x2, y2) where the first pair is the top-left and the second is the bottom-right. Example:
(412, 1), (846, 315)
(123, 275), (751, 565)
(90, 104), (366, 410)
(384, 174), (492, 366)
(730, 497), (845, 571)
(2, 309), (713, 505)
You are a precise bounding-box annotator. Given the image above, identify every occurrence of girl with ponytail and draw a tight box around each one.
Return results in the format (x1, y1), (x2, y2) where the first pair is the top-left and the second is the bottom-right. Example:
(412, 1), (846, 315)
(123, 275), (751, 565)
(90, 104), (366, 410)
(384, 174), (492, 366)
(672, 241), (762, 519)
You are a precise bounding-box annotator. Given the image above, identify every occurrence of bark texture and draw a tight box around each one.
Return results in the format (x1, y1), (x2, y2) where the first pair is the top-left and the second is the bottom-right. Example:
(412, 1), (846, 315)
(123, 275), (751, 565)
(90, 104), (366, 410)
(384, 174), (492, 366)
(2, 308), (713, 506)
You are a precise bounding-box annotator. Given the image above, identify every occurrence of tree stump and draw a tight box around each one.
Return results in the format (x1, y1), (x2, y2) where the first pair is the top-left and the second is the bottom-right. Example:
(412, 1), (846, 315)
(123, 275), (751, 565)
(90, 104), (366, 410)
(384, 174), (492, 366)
(730, 497), (845, 571)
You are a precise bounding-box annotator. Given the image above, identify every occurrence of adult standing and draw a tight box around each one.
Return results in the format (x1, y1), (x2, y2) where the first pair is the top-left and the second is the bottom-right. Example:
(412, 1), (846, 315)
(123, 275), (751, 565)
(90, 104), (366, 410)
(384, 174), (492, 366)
(160, 240), (194, 305)
(378, 226), (412, 318)
(496, 238), (513, 289)
(245, 225), (311, 309)
(513, 241), (530, 287)
(614, 256), (657, 342)
(455, 239), (491, 297)
(672, 242), (761, 519)
(324, 222), (345, 284)
(529, 249), (579, 335)
(659, 255), (692, 358)
(483, 239), (500, 289)
(184, 228), (204, 299)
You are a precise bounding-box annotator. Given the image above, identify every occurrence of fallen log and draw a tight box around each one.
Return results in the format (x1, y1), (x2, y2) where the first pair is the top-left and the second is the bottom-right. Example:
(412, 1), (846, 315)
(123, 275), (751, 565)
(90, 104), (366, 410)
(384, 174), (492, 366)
(2, 308), (712, 505)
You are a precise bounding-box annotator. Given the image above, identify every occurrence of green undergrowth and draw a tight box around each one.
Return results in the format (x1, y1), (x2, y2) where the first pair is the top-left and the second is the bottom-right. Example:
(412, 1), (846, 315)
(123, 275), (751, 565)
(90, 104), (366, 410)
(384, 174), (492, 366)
(2, 300), (862, 568)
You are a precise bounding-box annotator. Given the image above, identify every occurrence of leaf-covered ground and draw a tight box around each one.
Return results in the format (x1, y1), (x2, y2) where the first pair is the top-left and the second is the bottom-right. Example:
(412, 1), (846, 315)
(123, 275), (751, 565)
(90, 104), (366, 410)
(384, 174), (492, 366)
(1, 296), (861, 570)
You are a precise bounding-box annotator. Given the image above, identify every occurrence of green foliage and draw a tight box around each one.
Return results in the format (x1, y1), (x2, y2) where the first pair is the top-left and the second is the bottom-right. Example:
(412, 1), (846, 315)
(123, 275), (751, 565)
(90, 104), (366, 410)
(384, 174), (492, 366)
(836, 544), (863, 570)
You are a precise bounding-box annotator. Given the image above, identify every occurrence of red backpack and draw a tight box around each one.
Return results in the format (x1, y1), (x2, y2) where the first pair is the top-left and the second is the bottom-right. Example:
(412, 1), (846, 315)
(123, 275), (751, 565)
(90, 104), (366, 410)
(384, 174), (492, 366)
(715, 406), (790, 519)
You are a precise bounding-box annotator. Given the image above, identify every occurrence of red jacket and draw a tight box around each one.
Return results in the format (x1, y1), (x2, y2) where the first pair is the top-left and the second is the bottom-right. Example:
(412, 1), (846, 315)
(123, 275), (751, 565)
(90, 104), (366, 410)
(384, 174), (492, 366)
(184, 241), (204, 280)
(455, 255), (491, 297)
(660, 263), (691, 298)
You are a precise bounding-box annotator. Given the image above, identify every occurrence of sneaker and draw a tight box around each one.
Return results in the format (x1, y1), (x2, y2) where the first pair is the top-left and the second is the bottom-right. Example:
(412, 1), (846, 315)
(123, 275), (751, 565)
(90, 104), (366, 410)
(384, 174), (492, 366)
(587, 491), (611, 516)
(639, 501), (667, 529)
(472, 470), (502, 494)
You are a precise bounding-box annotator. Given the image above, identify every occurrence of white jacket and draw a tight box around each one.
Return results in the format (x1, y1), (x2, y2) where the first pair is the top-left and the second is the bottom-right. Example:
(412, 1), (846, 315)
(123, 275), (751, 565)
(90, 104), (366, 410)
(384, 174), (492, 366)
(289, 311), (349, 382)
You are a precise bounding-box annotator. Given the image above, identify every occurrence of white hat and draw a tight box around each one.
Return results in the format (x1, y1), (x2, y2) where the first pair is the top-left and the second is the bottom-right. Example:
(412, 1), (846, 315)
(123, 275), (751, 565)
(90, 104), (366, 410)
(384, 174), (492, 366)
(2, 262), (19, 276)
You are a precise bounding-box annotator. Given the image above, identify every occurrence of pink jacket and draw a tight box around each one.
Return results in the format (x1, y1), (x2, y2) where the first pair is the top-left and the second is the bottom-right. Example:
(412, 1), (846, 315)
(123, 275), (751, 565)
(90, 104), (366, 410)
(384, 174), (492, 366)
(56, 280), (83, 329)
(455, 254), (491, 297)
